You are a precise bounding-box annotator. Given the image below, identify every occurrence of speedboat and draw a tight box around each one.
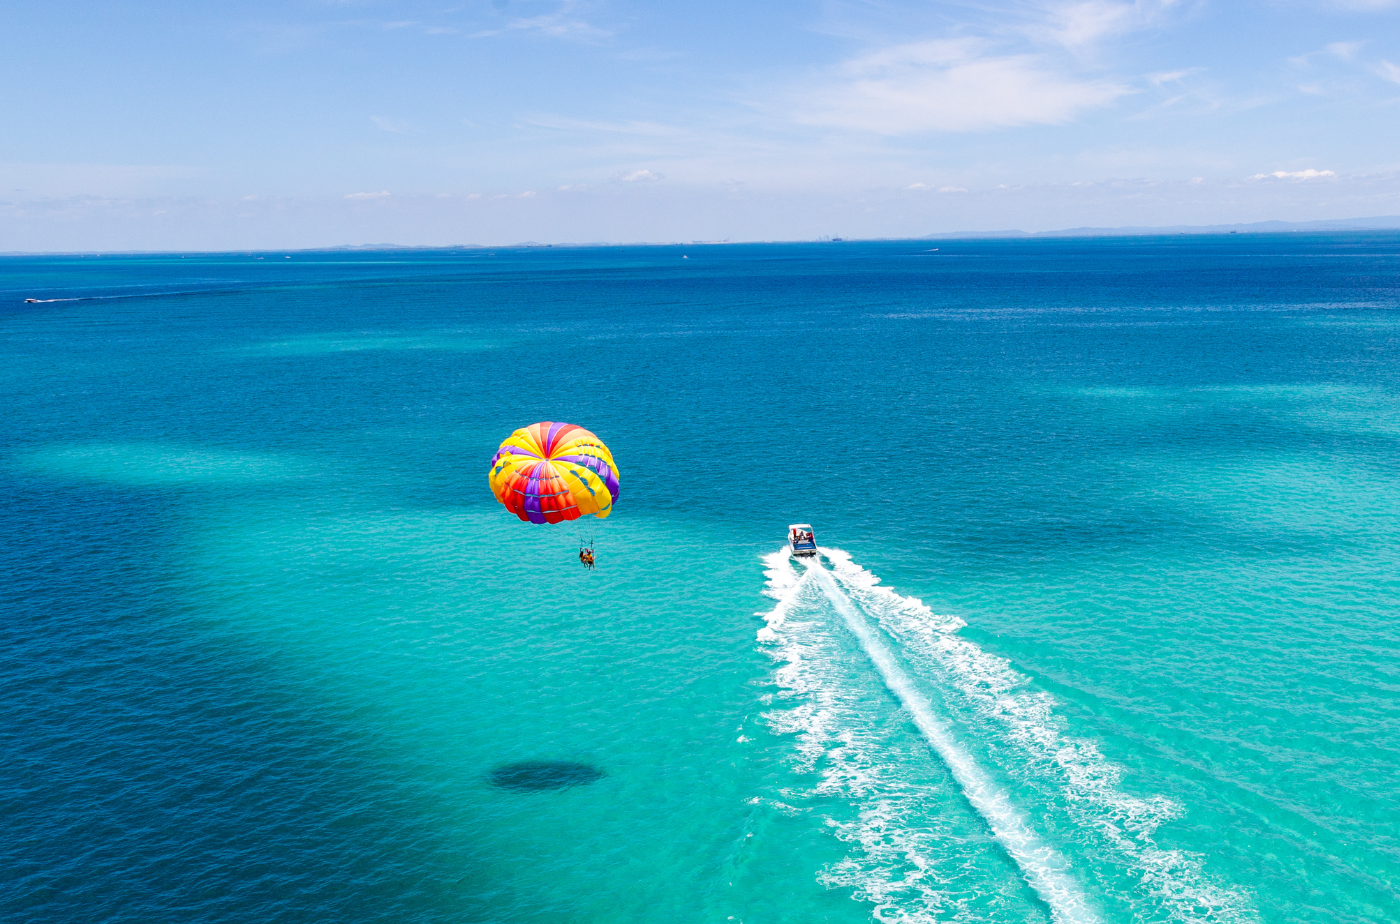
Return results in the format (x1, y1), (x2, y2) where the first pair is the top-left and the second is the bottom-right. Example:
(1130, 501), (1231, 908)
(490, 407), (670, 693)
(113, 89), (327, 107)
(788, 524), (817, 557)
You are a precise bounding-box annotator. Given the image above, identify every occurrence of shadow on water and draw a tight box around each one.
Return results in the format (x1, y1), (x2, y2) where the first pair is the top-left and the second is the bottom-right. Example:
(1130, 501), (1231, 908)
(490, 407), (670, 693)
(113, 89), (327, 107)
(489, 761), (605, 791)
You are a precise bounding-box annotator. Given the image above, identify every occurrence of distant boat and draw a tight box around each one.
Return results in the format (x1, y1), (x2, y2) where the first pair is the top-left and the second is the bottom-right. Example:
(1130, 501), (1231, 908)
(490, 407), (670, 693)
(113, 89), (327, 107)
(24, 298), (38, 303)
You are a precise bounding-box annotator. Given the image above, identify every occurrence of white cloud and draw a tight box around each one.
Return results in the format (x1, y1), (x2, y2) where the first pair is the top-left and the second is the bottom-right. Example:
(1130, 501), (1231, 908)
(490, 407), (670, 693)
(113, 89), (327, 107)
(370, 115), (407, 133)
(522, 115), (686, 138)
(1373, 60), (1400, 83)
(797, 40), (1129, 134)
(1148, 69), (1197, 86)
(1037, 0), (1135, 48)
(473, 1), (610, 41)
(344, 190), (390, 199)
(1290, 40), (1366, 70)
(499, 15), (607, 39)
(1247, 169), (1337, 180)
(1020, 0), (1181, 49)
(613, 169), (663, 182)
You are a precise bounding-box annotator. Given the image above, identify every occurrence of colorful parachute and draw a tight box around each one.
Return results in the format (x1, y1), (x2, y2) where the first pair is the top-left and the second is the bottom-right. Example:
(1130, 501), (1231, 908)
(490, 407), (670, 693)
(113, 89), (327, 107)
(488, 422), (620, 524)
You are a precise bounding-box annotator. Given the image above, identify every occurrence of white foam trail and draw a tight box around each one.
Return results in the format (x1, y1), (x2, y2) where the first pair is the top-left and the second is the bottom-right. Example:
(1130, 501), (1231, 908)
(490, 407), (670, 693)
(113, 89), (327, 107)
(808, 563), (1100, 924)
(755, 549), (812, 643)
(821, 547), (1256, 923)
(23, 295), (123, 303)
(758, 554), (995, 921)
(20, 289), (224, 306)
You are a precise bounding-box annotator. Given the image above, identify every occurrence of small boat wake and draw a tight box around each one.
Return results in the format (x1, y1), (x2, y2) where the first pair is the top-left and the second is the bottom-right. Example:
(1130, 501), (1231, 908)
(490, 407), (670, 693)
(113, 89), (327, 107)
(18, 286), (240, 307)
(21, 293), (186, 304)
(755, 547), (1255, 924)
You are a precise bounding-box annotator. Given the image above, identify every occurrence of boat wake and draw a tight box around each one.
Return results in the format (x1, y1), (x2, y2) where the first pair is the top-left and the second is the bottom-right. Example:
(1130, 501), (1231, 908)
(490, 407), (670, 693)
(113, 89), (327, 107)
(756, 548), (1255, 924)
(18, 288), (234, 306)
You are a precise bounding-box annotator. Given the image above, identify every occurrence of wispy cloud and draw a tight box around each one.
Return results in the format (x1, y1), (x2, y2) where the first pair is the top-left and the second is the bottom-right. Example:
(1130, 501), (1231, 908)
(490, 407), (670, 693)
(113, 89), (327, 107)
(521, 115), (686, 138)
(613, 169), (663, 182)
(1127, 65), (1226, 118)
(1287, 39), (1400, 93)
(472, 0), (609, 40)
(232, 14), (459, 54)
(1031, 0), (1138, 49)
(1291, 40), (1366, 67)
(1248, 169), (1337, 180)
(1148, 68), (1201, 86)
(796, 40), (1129, 134)
(370, 115), (408, 133)
(815, 0), (1179, 52)
(344, 190), (390, 199)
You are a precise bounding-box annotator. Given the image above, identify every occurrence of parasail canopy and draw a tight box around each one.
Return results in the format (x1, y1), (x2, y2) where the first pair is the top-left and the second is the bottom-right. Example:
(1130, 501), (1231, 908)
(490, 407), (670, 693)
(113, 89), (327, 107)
(488, 422), (620, 524)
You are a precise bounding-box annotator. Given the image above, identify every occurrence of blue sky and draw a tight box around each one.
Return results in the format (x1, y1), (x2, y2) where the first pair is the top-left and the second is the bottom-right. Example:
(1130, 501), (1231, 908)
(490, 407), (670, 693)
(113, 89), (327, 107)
(4, 0), (1400, 248)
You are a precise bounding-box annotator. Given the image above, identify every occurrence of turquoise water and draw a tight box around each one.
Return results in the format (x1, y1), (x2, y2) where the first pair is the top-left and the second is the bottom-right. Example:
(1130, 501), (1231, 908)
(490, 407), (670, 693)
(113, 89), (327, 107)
(2, 238), (1398, 923)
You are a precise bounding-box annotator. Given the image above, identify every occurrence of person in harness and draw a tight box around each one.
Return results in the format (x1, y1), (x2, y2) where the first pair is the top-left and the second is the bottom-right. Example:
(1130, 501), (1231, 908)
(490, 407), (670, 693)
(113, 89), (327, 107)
(579, 547), (596, 570)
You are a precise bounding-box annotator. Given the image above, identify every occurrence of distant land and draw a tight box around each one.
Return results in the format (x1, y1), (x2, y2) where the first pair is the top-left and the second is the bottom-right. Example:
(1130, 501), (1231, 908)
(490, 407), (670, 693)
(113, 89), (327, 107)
(6, 217), (1400, 257)
(332, 216), (1400, 249)
(927, 215), (1400, 239)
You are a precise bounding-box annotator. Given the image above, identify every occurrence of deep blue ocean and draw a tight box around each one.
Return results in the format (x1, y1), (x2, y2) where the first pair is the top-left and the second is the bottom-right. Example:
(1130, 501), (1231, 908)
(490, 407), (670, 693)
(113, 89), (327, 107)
(2, 236), (1398, 924)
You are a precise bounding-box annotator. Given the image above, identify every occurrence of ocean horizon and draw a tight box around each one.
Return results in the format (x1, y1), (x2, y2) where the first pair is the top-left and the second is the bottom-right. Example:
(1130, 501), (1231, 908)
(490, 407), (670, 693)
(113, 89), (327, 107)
(8, 217), (1400, 256)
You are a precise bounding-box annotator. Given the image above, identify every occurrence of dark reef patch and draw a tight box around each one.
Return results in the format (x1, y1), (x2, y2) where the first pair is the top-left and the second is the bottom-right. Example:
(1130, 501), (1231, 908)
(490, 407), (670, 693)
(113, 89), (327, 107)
(489, 760), (605, 791)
